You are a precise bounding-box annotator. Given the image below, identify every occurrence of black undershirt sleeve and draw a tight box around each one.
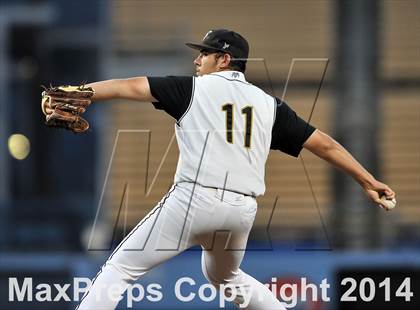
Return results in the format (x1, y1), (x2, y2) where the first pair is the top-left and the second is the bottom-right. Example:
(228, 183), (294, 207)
(147, 76), (194, 121)
(270, 97), (316, 157)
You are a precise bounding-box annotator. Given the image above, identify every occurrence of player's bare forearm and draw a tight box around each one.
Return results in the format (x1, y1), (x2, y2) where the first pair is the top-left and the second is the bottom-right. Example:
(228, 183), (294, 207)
(303, 129), (396, 205)
(86, 77), (156, 102)
(303, 130), (374, 187)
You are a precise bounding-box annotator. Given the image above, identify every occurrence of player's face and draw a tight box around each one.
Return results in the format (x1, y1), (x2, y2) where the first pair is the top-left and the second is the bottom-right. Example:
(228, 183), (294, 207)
(193, 51), (219, 76)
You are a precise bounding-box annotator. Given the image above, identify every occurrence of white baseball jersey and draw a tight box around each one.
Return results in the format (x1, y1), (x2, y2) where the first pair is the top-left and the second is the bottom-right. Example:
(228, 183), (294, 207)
(148, 70), (315, 196)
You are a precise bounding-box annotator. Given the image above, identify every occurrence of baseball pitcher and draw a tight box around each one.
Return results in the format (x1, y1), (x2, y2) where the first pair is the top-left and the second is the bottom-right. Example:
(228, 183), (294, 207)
(41, 29), (396, 310)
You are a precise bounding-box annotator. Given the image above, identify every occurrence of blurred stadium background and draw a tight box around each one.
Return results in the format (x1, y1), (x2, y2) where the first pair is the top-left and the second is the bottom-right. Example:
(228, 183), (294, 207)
(0, 0), (419, 309)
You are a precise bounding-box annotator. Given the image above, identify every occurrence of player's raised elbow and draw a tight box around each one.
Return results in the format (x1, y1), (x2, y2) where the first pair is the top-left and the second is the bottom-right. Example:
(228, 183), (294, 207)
(303, 129), (336, 157)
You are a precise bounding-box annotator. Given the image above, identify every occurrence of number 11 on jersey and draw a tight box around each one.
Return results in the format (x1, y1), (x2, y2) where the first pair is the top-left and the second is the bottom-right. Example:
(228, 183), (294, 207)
(222, 104), (253, 148)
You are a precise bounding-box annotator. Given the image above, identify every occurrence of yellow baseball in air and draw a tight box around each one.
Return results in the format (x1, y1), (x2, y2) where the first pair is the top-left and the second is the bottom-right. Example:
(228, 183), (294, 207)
(8, 134), (30, 160)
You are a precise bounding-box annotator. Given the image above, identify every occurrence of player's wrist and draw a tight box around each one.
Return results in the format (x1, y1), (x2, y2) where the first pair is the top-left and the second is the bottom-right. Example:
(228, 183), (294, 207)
(357, 174), (376, 190)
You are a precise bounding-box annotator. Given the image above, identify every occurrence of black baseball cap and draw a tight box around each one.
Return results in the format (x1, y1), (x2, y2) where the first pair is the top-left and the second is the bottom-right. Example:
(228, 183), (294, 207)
(186, 29), (249, 60)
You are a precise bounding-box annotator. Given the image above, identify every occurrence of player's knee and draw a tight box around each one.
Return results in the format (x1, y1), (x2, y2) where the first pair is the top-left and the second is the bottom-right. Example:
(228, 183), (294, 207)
(201, 267), (231, 288)
(201, 268), (221, 287)
(104, 260), (144, 283)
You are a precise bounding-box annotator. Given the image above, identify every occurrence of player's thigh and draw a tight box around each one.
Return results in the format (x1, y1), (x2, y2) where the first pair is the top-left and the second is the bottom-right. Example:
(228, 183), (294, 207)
(107, 185), (194, 274)
(200, 196), (257, 284)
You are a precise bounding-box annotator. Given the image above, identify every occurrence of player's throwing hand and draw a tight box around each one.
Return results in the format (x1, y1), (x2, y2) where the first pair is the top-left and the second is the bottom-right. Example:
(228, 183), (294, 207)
(362, 179), (396, 210)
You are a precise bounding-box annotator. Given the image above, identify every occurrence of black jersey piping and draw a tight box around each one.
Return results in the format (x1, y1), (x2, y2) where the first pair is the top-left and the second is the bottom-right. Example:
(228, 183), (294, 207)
(272, 97), (278, 127)
(108, 184), (177, 260)
(76, 184), (177, 309)
(177, 77), (196, 125)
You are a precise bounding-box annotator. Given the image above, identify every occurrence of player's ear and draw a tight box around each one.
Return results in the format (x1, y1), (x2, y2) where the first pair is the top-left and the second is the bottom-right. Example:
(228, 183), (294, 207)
(218, 53), (232, 70)
(226, 53), (233, 67)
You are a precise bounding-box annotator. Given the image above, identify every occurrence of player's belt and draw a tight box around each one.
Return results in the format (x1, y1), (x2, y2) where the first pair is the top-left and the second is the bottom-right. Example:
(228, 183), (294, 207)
(176, 181), (257, 199)
(200, 184), (256, 199)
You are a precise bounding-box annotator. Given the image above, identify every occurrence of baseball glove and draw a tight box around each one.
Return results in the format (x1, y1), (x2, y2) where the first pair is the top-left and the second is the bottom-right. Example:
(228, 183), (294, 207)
(41, 85), (95, 133)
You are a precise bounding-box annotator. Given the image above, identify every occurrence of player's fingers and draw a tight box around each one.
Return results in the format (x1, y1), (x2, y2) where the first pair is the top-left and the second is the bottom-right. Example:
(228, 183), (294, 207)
(372, 195), (387, 208)
(376, 200), (390, 211)
(377, 203), (387, 211)
(376, 200), (388, 211)
(373, 197), (383, 205)
(374, 181), (394, 199)
(383, 187), (395, 199)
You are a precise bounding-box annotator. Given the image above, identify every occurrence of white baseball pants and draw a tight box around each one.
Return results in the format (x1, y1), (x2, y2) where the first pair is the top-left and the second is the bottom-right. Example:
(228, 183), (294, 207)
(77, 182), (285, 309)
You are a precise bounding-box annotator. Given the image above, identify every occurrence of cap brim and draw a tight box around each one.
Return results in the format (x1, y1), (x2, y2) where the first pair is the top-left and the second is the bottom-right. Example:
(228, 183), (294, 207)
(185, 43), (225, 53)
